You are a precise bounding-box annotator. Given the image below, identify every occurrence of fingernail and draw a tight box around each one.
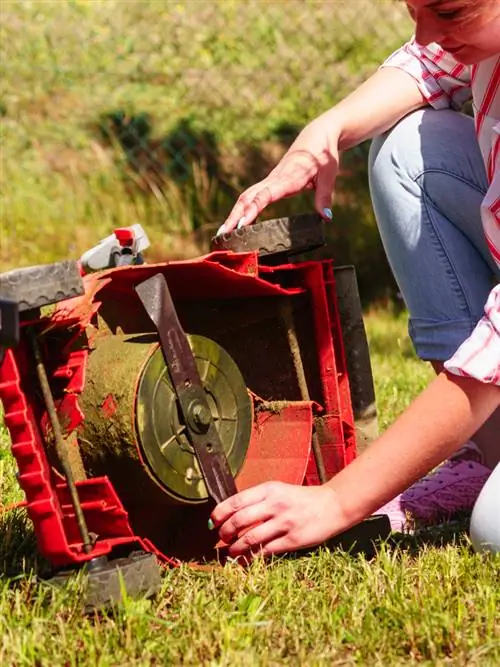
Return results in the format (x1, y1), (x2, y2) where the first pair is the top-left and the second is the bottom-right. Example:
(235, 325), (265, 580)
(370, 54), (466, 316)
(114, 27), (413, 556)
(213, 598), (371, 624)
(237, 216), (247, 229)
(323, 208), (332, 220)
(216, 224), (226, 237)
(208, 518), (215, 531)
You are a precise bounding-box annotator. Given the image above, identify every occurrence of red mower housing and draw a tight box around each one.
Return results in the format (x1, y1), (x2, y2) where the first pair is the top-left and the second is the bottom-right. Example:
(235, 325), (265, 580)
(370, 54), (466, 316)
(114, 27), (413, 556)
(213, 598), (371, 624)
(0, 246), (361, 568)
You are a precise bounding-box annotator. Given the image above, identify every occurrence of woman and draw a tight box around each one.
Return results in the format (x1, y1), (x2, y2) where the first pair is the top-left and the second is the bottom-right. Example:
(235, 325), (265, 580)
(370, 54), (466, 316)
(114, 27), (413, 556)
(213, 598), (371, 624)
(211, 0), (500, 557)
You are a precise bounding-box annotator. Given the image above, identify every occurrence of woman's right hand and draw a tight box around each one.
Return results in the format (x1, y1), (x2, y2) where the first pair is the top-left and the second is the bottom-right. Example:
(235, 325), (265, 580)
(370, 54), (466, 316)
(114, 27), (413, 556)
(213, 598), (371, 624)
(216, 115), (341, 235)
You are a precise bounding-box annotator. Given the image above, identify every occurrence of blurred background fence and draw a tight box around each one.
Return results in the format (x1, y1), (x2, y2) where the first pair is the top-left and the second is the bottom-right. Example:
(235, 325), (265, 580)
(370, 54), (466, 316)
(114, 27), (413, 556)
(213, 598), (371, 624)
(2, 0), (413, 302)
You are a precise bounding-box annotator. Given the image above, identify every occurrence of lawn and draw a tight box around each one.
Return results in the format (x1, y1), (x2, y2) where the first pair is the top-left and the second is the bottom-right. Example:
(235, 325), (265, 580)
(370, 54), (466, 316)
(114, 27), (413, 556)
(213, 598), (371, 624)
(2, 2), (499, 663)
(2, 0), (412, 286)
(1, 309), (499, 666)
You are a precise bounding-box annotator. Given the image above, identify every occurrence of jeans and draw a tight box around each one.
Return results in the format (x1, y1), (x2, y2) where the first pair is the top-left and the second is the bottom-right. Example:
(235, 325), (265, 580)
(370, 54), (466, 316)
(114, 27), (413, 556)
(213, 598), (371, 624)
(369, 108), (498, 362)
(368, 108), (500, 553)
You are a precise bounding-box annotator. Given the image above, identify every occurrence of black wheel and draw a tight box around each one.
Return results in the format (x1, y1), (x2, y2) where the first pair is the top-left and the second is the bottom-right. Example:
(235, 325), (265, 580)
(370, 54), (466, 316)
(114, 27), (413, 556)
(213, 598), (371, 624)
(0, 298), (19, 349)
(289, 515), (392, 559)
(83, 551), (162, 612)
(47, 551), (162, 613)
(333, 265), (379, 452)
(211, 213), (325, 259)
(323, 515), (392, 556)
(0, 261), (84, 312)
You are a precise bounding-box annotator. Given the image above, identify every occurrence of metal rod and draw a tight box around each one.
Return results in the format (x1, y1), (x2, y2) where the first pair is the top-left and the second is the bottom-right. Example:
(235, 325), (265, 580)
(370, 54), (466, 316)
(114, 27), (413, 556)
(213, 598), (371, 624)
(29, 329), (93, 554)
(279, 300), (327, 484)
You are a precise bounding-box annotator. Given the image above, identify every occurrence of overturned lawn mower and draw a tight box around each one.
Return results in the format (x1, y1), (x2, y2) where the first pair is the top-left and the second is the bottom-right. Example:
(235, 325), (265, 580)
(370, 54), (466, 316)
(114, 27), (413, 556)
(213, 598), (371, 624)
(0, 214), (386, 610)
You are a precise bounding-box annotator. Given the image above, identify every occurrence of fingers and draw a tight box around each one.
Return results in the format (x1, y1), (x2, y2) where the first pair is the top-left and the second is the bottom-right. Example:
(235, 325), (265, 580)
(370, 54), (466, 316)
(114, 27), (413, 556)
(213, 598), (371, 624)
(226, 518), (288, 558)
(217, 180), (287, 236)
(217, 502), (274, 545)
(217, 160), (336, 238)
(212, 483), (340, 561)
(217, 151), (318, 235)
(314, 158), (338, 222)
(210, 483), (271, 527)
(212, 482), (299, 559)
(217, 197), (250, 236)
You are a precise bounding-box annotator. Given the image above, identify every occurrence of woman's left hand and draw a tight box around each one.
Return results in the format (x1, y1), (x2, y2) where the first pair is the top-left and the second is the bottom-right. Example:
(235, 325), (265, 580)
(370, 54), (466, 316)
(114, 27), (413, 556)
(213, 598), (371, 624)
(210, 481), (348, 560)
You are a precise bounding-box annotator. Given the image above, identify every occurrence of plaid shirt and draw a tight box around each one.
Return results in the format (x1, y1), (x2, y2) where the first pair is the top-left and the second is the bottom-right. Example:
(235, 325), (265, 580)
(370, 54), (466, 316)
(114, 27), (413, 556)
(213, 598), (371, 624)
(383, 40), (500, 385)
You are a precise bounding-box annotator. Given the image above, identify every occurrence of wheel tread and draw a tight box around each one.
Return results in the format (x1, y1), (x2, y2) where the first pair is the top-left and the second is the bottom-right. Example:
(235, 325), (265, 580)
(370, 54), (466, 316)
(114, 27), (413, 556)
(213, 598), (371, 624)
(0, 261), (84, 311)
(211, 213), (325, 258)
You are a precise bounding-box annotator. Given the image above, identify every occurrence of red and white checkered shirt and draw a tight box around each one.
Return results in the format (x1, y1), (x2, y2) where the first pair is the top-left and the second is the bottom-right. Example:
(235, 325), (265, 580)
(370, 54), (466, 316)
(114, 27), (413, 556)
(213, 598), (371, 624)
(383, 39), (500, 385)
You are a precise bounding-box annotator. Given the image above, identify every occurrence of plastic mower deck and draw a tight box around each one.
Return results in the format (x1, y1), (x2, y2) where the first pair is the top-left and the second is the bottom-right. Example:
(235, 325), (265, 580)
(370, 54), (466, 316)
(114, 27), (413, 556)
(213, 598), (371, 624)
(0, 215), (384, 608)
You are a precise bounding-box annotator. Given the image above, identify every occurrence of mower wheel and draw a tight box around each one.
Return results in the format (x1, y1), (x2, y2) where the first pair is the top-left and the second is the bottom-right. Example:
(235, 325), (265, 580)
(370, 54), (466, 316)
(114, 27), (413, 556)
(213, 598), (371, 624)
(49, 550), (162, 613)
(333, 265), (379, 452)
(83, 551), (162, 612)
(0, 261), (84, 312)
(211, 213), (325, 259)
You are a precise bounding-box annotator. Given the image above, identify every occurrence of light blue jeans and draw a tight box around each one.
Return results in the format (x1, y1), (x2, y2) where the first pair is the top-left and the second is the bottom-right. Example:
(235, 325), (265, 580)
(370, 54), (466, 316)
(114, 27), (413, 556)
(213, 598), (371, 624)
(368, 108), (500, 553)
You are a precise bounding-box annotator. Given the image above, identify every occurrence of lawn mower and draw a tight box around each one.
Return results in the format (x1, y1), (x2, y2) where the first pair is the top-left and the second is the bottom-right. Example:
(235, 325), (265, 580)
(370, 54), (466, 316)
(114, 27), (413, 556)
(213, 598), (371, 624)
(0, 214), (386, 610)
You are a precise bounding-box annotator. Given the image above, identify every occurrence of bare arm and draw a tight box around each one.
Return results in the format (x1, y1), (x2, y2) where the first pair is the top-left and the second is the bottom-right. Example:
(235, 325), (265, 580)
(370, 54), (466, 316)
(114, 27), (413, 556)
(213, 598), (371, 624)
(211, 373), (500, 558)
(330, 373), (500, 526)
(319, 66), (426, 151)
(220, 67), (426, 233)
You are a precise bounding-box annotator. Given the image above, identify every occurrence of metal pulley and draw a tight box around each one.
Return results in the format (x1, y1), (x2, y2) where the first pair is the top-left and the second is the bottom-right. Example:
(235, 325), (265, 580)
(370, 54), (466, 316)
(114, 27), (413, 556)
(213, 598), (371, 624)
(136, 334), (252, 502)
(135, 273), (242, 505)
(78, 332), (252, 503)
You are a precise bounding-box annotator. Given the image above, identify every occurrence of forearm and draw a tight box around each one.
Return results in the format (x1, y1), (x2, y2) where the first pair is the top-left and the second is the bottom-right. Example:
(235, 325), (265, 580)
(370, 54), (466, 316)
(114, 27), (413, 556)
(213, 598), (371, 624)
(308, 67), (427, 152)
(328, 372), (500, 527)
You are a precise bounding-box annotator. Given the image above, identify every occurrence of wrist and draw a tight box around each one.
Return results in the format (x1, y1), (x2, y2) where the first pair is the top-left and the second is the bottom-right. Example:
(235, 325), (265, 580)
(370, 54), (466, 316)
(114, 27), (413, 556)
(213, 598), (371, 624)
(309, 108), (344, 154)
(323, 466), (382, 531)
(320, 482), (358, 537)
(292, 110), (342, 161)
(321, 107), (348, 150)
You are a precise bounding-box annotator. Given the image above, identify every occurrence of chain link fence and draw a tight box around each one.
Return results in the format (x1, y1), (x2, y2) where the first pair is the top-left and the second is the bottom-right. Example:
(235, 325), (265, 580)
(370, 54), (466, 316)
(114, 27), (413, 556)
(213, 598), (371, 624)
(3, 1), (413, 294)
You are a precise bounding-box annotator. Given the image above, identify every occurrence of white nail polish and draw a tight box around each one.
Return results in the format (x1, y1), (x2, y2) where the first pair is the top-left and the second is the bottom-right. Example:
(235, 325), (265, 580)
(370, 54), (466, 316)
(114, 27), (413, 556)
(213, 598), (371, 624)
(237, 216), (247, 229)
(323, 208), (333, 220)
(216, 224), (226, 237)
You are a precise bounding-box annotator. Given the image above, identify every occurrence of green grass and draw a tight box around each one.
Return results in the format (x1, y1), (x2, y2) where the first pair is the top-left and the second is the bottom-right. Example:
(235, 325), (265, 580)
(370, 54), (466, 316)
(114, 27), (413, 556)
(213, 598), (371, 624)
(367, 306), (435, 431)
(2, 3), (497, 663)
(2, 1), (412, 273)
(1, 309), (499, 666)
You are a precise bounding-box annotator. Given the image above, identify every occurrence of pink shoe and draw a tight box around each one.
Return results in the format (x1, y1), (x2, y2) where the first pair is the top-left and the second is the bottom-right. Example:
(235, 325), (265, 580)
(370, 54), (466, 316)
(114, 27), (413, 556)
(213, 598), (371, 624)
(376, 442), (492, 532)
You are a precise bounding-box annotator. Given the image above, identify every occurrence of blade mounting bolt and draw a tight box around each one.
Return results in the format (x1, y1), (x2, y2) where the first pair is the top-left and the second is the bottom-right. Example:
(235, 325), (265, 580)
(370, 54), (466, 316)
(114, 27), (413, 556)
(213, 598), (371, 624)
(189, 401), (212, 433)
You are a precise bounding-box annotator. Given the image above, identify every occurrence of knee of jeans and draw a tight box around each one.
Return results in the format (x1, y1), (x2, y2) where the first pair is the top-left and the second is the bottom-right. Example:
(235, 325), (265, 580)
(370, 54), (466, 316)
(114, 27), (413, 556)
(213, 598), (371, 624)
(368, 110), (427, 184)
(470, 465), (500, 554)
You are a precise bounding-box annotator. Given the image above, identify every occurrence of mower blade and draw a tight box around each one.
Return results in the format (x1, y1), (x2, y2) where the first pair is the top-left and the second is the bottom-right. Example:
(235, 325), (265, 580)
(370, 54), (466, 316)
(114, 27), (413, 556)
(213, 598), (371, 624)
(135, 273), (238, 505)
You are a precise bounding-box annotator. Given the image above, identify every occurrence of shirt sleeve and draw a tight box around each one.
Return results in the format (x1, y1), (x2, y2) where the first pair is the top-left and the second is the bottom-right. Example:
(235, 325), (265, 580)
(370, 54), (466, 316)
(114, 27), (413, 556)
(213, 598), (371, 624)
(381, 38), (472, 111)
(444, 283), (500, 385)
